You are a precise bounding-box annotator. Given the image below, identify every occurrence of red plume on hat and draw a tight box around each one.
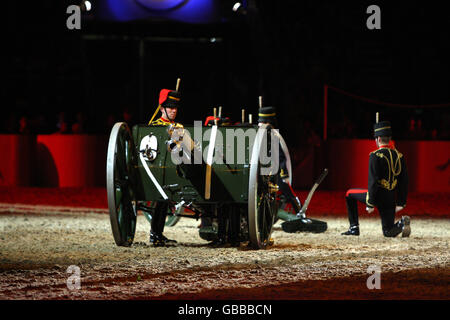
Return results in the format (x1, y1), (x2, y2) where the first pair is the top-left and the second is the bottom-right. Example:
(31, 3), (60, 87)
(159, 89), (171, 105)
(159, 89), (181, 108)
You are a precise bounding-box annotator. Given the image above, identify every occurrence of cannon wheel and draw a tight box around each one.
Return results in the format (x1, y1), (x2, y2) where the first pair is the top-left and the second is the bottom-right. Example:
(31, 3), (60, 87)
(107, 122), (137, 247)
(248, 124), (279, 249)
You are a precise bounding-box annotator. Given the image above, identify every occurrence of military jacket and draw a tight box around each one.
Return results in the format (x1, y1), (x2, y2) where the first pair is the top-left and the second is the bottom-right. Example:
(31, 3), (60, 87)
(149, 117), (183, 128)
(366, 145), (408, 208)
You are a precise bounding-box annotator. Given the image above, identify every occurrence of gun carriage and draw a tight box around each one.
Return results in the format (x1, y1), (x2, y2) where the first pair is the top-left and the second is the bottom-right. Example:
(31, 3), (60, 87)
(106, 121), (292, 249)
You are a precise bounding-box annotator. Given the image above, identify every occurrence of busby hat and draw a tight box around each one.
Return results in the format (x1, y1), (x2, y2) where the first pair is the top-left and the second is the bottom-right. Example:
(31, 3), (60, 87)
(258, 106), (277, 124)
(159, 89), (181, 109)
(374, 121), (392, 137)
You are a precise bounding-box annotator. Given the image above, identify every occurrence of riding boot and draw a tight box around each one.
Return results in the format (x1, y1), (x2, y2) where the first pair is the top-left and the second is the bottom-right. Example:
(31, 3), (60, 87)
(341, 225), (360, 236)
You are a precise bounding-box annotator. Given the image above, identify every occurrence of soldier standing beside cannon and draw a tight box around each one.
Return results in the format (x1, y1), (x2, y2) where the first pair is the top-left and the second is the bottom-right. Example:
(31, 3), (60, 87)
(257, 105), (328, 234)
(341, 115), (411, 237)
(146, 87), (183, 246)
(256, 106), (322, 230)
(256, 106), (303, 216)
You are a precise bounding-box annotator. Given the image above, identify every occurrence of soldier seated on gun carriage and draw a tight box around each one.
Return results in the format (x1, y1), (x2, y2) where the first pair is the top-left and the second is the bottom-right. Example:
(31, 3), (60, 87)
(107, 83), (324, 249)
(147, 88), (183, 246)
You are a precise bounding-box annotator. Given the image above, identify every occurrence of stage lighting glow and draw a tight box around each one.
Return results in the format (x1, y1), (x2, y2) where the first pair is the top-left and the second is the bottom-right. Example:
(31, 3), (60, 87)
(100, 0), (219, 23)
(85, 1), (92, 11)
(232, 2), (242, 12)
(135, 0), (186, 11)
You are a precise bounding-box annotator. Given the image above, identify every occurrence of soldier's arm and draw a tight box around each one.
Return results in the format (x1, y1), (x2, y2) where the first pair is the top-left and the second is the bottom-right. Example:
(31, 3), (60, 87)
(366, 153), (378, 208)
(396, 155), (409, 207)
(279, 147), (289, 179)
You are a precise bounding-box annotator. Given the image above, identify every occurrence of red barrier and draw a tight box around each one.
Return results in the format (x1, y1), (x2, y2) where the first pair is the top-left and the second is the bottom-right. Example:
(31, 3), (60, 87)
(1, 135), (449, 191)
(323, 139), (376, 190)
(318, 139), (450, 192)
(397, 141), (450, 192)
(36, 135), (108, 187)
(0, 135), (36, 186)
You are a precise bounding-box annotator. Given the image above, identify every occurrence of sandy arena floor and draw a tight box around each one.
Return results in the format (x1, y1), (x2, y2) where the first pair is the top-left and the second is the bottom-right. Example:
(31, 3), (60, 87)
(0, 211), (448, 300)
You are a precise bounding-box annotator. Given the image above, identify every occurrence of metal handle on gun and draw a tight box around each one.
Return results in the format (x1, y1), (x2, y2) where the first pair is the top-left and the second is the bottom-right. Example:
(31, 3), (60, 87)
(205, 107), (218, 199)
(297, 168), (328, 217)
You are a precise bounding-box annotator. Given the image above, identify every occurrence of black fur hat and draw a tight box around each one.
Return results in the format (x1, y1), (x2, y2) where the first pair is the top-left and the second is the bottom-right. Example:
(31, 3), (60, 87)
(159, 89), (181, 109)
(374, 121), (392, 137)
(258, 106), (277, 124)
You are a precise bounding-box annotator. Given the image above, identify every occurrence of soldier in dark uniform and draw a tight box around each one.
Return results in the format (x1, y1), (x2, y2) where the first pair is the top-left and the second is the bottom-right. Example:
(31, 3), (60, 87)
(257, 107), (303, 217)
(147, 89), (182, 246)
(342, 120), (411, 237)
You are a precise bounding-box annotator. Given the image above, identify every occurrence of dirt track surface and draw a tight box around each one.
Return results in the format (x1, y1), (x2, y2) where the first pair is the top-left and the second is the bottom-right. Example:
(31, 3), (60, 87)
(0, 211), (449, 300)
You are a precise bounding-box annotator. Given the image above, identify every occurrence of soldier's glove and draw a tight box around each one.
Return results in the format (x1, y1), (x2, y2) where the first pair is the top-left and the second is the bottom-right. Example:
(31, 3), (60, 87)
(280, 169), (289, 181)
(395, 205), (404, 213)
(366, 207), (374, 214)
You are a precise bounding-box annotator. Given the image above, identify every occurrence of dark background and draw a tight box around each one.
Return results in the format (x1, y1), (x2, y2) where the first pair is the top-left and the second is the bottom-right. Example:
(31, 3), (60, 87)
(3, 0), (450, 147)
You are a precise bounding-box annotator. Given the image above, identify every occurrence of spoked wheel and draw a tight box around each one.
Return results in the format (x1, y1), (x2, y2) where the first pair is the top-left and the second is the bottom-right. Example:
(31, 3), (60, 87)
(248, 124), (278, 249)
(107, 122), (138, 247)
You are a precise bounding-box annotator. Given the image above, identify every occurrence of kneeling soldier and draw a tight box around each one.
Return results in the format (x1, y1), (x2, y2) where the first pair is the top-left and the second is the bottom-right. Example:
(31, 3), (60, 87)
(342, 118), (411, 237)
